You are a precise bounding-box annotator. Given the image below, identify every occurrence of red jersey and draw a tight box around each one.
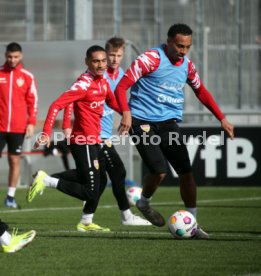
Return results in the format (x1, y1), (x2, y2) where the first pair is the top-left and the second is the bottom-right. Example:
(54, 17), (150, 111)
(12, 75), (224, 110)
(115, 48), (225, 121)
(43, 70), (120, 144)
(0, 62), (38, 133)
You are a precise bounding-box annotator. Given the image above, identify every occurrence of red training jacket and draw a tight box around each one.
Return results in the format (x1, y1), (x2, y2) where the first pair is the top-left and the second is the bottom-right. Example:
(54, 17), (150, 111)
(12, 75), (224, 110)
(0, 62), (38, 133)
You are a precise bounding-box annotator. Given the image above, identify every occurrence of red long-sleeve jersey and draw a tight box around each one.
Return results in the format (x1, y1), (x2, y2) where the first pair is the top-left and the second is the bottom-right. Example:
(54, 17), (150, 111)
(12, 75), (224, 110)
(115, 48), (225, 121)
(0, 62), (38, 133)
(43, 70), (120, 144)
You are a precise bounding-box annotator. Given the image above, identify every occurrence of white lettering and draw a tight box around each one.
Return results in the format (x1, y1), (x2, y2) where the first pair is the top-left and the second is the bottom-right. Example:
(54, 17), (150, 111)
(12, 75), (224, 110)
(227, 138), (257, 177)
(200, 136), (222, 177)
(90, 100), (105, 109)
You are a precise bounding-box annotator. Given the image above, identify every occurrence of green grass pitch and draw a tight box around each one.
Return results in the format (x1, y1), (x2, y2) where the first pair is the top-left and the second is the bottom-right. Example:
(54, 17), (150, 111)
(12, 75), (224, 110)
(0, 186), (260, 276)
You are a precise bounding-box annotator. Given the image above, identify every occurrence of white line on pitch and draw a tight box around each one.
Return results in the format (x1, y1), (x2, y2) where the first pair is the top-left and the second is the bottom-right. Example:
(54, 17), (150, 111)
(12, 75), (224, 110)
(44, 229), (261, 239)
(1, 196), (261, 214)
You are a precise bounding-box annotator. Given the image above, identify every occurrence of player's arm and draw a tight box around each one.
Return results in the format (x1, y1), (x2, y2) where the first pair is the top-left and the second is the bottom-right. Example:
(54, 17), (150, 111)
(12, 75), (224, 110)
(187, 61), (234, 140)
(34, 89), (85, 149)
(105, 84), (122, 114)
(62, 103), (73, 138)
(115, 50), (160, 134)
(25, 76), (38, 138)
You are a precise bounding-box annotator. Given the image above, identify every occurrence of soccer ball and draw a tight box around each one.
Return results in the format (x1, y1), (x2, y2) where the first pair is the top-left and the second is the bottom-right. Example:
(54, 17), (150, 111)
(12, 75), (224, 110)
(168, 210), (198, 239)
(126, 186), (142, 206)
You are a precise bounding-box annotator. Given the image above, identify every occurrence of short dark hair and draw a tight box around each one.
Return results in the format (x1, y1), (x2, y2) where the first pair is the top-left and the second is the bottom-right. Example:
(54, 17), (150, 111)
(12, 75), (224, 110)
(167, 24), (193, 38)
(86, 45), (106, 59)
(105, 37), (125, 52)
(6, 42), (22, 52)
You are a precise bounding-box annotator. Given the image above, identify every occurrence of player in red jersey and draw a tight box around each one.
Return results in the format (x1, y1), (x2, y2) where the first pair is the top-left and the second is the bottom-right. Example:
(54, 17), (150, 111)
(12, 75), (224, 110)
(0, 42), (38, 208)
(115, 24), (234, 239)
(63, 37), (151, 226)
(27, 45), (120, 232)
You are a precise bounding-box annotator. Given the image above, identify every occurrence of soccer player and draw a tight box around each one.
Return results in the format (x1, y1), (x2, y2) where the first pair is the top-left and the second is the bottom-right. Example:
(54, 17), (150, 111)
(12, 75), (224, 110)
(27, 45), (121, 232)
(0, 219), (36, 253)
(63, 37), (151, 226)
(0, 42), (38, 208)
(102, 37), (151, 225)
(115, 24), (234, 239)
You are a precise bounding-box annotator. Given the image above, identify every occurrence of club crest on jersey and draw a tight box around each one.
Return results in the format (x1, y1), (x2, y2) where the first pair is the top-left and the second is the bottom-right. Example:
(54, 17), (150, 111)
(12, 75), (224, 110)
(93, 160), (99, 170)
(16, 77), (24, 87)
(140, 124), (150, 132)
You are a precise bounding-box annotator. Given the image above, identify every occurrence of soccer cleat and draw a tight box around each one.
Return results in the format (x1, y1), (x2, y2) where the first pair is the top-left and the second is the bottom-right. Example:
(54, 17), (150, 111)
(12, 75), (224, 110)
(4, 197), (18, 208)
(121, 214), (152, 226)
(136, 200), (165, 227)
(193, 225), (209, 239)
(27, 170), (47, 203)
(1, 229), (36, 253)
(77, 223), (110, 232)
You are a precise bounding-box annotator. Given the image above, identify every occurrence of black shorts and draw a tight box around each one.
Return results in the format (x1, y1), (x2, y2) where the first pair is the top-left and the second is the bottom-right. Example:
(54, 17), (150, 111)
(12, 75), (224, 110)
(130, 117), (192, 175)
(0, 132), (25, 157)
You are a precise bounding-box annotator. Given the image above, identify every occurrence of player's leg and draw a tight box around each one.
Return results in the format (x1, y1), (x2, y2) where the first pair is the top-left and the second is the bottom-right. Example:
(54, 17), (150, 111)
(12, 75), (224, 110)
(27, 144), (109, 231)
(160, 121), (209, 239)
(27, 144), (101, 203)
(76, 144), (110, 232)
(0, 219), (36, 253)
(4, 133), (25, 208)
(130, 118), (167, 226)
(159, 120), (196, 211)
(102, 142), (151, 225)
(102, 142), (129, 210)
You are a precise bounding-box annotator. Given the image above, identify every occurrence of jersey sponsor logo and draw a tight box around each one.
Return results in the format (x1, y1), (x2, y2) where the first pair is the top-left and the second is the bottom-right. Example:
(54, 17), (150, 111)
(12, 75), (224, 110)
(16, 77), (24, 87)
(158, 81), (185, 91)
(93, 159), (99, 170)
(140, 124), (150, 132)
(157, 94), (184, 104)
(90, 100), (105, 109)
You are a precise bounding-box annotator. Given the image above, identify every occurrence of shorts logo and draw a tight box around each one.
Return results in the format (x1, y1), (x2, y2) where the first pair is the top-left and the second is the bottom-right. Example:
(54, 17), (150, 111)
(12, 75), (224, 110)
(93, 159), (99, 170)
(140, 124), (150, 132)
(16, 77), (24, 87)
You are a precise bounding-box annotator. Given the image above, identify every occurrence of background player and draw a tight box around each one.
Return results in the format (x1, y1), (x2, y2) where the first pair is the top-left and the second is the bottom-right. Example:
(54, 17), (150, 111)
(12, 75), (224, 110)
(0, 42), (38, 208)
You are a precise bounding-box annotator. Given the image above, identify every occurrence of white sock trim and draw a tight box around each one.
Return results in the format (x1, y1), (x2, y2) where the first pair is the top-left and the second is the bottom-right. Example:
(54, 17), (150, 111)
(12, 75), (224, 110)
(7, 187), (16, 197)
(43, 176), (58, 188)
(0, 231), (12, 246)
(81, 213), (94, 225)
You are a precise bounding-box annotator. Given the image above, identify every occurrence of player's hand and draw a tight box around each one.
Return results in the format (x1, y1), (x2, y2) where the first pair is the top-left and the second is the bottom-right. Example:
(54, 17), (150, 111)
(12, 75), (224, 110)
(25, 124), (34, 138)
(118, 111), (132, 135)
(63, 128), (72, 139)
(221, 118), (234, 140)
(34, 133), (50, 149)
